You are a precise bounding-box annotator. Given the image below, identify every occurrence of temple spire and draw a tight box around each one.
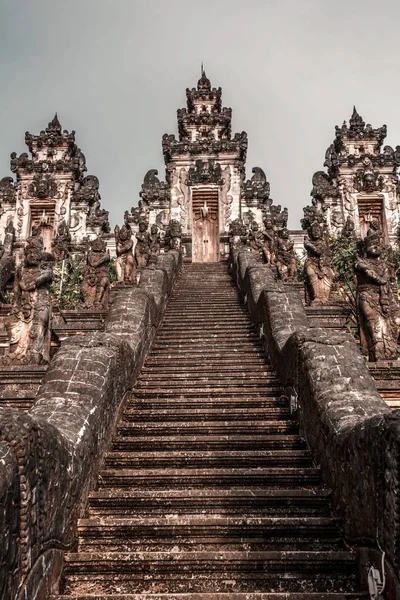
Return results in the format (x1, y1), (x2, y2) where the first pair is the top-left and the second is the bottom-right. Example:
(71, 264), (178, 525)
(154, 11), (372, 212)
(47, 112), (62, 131)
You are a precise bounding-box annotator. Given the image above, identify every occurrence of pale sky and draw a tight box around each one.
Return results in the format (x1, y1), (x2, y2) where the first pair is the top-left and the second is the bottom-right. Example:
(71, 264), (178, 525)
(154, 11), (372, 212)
(0, 0), (399, 229)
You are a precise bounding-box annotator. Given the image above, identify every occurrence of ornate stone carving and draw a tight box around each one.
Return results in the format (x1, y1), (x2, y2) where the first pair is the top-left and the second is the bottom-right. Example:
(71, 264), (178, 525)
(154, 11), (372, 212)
(354, 225), (400, 361)
(52, 219), (71, 262)
(228, 218), (247, 250)
(2, 236), (53, 364)
(262, 213), (276, 265)
(115, 224), (135, 284)
(124, 205), (143, 227)
(301, 205), (326, 231)
(248, 221), (264, 257)
(187, 160), (222, 185)
(165, 219), (182, 252)
(135, 220), (151, 268)
(342, 215), (356, 239)
(0, 177), (15, 205)
(275, 228), (297, 280)
(304, 221), (334, 306)
(311, 171), (338, 203)
(81, 237), (110, 310)
(148, 224), (161, 265)
(353, 158), (384, 193)
(0, 220), (15, 302)
(3, 115), (107, 250)
(335, 107), (387, 148)
(28, 174), (59, 199)
(140, 169), (170, 207)
(242, 167), (271, 207)
(163, 70), (248, 164)
(269, 205), (288, 230)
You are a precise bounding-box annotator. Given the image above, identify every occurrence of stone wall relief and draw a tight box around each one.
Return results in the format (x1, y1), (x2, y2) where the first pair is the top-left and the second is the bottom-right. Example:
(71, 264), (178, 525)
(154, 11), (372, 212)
(178, 167), (189, 229)
(220, 165), (233, 228)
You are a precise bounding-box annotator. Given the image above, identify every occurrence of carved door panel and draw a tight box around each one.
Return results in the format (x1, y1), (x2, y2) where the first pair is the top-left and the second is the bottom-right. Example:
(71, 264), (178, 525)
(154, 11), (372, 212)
(358, 196), (388, 242)
(192, 188), (219, 263)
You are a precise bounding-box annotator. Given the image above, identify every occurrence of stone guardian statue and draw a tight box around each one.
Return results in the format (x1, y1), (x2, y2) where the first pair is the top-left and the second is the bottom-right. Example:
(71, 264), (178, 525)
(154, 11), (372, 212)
(354, 228), (400, 361)
(304, 221), (334, 305)
(275, 228), (297, 280)
(115, 224), (135, 284)
(3, 235), (53, 364)
(81, 236), (110, 310)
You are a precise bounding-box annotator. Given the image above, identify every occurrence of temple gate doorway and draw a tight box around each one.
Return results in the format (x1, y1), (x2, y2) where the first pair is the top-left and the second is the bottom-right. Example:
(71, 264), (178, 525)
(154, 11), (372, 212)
(191, 188), (219, 263)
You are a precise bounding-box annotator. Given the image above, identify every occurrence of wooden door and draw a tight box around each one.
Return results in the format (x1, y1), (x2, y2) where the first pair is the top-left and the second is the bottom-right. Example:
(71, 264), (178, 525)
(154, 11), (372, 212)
(192, 188), (219, 263)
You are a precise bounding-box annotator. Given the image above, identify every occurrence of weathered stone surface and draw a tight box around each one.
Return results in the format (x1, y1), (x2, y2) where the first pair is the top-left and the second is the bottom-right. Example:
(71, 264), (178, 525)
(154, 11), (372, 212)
(232, 249), (400, 593)
(0, 247), (181, 600)
(0, 440), (19, 600)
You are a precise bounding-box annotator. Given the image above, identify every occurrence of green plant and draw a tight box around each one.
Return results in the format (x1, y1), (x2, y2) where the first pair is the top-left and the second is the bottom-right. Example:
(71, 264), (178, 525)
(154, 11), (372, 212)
(51, 256), (84, 309)
(330, 233), (358, 326)
(51, 256), (117, 310)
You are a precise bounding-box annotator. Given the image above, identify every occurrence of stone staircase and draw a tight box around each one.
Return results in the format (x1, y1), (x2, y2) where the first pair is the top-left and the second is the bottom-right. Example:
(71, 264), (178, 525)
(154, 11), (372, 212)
(55, 263), (365, 599)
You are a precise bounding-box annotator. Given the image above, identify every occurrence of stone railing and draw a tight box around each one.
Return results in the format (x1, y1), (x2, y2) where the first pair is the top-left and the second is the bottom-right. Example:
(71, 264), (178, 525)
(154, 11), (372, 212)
(0, 250), (181, 600)
(231, 249), (400, 598)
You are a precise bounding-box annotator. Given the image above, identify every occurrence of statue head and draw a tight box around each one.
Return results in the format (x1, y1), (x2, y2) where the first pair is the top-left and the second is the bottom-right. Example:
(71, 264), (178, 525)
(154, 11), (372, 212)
(309, 222), (323, 241)
(138, 220), (148, 232)
(24, 236), (43, 266)
(169, 220), (181, 235)
(278, 227), (290, 240)
(91, 236), (107, 253)
(365, 233), (382, 258)
(150, 224), (158, 235)
(263, 215), (273, 229)
(251, 221), (259, 232)
(118, 224), (130, 241)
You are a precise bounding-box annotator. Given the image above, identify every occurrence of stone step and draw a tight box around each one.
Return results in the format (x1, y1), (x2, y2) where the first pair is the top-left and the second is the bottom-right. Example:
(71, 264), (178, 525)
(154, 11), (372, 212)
(87, 488), (333, 517)
(116, 421), (297, 437)
(62, 550), (356, 594)
(156, 329), (257, 338)
(54, 594), (367, 600)
(98, 467), (320, 488)
(135, 372), (278, 382)
(152, 336), (259, 344)
(110, 434), (306, 452)
(161, 314), (250, 321)
(151, 344), (264, 352)
(129, 397), (285, 410)
(122, 408), (291, 423)
(134, 385), (280, 395)
(144, 357), (269, 367)
(140, 364), (273, 374)
(149, 347), (265, 356)
(104, 449), (313, 469)
(77, 515), (343, 551)
(132, 388), (282, 398)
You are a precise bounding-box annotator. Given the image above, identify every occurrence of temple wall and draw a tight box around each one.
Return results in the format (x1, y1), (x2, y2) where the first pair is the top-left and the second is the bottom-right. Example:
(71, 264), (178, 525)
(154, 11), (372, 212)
(231, 250), (400, 597)
(0, 250), (181, 600)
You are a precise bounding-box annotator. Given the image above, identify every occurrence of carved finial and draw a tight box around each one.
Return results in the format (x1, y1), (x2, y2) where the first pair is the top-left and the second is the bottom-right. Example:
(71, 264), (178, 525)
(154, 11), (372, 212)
(349, 106), (365, 132)
(197, 66), (211, 91)
(48, 113), (62, 131)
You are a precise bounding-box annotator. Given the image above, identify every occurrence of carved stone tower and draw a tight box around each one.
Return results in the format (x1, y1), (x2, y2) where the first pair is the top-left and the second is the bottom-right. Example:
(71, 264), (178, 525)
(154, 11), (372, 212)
(133, 70), (276, 262)
(309, 107), (400, 243)
(0, 114), (109, 255)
